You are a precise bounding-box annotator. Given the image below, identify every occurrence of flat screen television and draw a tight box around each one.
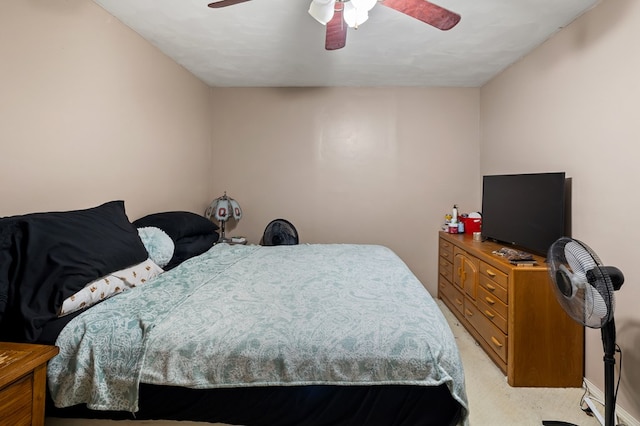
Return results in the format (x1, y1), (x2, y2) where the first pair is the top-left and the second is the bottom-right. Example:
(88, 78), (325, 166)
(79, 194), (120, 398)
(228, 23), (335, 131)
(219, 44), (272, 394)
(481, 172), (567, 257)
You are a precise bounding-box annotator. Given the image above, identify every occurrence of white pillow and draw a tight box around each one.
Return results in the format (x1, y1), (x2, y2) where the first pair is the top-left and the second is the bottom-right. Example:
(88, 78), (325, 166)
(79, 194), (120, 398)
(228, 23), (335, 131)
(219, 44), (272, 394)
(58, 258), (163, 317)
(137, 226), (175, 268)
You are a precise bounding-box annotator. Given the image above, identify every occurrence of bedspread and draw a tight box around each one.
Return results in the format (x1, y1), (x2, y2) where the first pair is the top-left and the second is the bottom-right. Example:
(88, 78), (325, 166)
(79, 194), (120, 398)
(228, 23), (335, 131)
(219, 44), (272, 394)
(48, 244), (468, 422)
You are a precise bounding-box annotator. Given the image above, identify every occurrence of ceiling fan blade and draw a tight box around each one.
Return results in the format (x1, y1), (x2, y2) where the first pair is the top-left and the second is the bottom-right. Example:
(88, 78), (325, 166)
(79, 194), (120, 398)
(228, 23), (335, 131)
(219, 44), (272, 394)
(381, 0), (461, 30)
(325, 4), (347, 50)
(207, 0), (251, 8)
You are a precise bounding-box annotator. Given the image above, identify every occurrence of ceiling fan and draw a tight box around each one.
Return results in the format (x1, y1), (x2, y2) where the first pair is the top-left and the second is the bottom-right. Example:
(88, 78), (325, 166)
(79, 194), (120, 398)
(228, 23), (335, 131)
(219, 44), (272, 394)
(207, 0), (461, 50)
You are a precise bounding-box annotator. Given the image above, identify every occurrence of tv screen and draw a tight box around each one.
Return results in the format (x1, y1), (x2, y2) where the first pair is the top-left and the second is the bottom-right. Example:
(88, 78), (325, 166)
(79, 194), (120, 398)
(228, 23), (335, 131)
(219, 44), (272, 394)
(481, 172), (567, 256)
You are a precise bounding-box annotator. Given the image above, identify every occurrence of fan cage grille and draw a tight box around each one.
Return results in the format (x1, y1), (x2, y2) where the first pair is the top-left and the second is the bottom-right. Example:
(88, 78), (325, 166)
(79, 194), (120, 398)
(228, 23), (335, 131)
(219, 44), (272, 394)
(548, 237), (615, 328)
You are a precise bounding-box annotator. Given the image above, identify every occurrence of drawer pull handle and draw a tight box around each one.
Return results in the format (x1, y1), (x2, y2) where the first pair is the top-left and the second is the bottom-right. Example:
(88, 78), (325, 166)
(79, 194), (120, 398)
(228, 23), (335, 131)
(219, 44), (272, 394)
(455, 298), (463, 306)
(465, 309), (473, 317)
(486, 270), (496, 277)
(491, 336), (503, 348)
(485, 310), (495, 319)
(486, 283), (496, 291)
(485, 296), (496, 305)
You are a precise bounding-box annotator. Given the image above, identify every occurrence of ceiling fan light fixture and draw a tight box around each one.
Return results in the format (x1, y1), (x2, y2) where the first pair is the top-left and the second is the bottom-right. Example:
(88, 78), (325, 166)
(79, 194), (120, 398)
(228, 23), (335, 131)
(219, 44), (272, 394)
(309, 0), (337, 25)
(350, 0), (377, 12)
(343, 1), (369, 28)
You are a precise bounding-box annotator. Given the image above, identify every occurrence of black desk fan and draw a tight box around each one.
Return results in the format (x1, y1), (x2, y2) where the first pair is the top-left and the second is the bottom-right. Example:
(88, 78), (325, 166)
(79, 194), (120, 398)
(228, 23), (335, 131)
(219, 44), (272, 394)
(261, 219), (299, 246)
(543, 237), (624, 426)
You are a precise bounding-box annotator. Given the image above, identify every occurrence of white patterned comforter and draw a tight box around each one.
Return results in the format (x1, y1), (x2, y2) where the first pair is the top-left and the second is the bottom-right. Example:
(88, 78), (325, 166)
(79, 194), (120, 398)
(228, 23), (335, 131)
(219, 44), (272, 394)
(48, 244), (468, 423)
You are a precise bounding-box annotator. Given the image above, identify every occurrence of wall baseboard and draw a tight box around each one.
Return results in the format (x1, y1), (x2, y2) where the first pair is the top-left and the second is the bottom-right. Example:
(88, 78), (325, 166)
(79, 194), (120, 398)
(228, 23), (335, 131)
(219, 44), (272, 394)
(584, 379), (639, 426)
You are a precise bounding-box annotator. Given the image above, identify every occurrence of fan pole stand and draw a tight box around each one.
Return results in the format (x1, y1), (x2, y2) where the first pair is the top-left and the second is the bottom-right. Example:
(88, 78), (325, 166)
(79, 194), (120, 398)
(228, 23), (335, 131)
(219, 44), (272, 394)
(543, 320), (618, 426)
(600, 319), (618, 426)
(579, 320), (617, 426)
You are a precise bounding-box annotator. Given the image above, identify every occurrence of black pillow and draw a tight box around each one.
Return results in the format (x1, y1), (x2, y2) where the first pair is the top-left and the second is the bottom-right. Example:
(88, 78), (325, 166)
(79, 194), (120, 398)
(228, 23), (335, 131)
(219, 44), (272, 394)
(0, 221), (18, 324)
(133, 211), (219, 240)
(133, 211), (220, 269)
(164, 233), (219, 271)
(0, 201), (148, 343)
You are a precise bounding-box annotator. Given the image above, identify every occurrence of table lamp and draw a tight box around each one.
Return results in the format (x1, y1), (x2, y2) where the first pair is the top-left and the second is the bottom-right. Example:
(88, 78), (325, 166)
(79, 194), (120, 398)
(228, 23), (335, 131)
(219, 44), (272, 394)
(205, 191), (242, 242)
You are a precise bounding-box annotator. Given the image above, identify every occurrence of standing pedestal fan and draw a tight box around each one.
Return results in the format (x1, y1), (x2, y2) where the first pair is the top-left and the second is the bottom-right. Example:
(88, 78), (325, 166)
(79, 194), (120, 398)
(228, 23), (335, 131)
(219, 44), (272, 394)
(543, 237), (624, 426)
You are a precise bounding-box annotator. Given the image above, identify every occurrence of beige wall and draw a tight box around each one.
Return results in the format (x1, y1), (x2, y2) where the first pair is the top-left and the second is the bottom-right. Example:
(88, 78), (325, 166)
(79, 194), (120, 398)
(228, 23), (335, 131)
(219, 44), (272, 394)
(6, 0), (639, 422)
(0, 0), (212, 220)
(209, 87), (480, 294)
(481, 0), (640, 420)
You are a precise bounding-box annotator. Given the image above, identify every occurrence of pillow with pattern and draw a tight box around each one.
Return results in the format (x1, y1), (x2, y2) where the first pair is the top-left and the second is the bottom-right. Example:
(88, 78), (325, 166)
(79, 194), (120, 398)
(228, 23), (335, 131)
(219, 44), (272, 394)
(58, 258), (163, 317)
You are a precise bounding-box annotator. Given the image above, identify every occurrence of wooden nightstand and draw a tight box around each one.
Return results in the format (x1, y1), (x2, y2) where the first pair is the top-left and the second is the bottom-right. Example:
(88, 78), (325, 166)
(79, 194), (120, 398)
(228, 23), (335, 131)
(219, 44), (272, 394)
(0, 342), (59, 426)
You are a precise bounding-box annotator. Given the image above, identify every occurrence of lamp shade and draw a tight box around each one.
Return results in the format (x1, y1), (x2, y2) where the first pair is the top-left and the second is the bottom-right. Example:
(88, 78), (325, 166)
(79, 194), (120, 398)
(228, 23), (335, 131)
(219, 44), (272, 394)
(205, 192), (242, 223)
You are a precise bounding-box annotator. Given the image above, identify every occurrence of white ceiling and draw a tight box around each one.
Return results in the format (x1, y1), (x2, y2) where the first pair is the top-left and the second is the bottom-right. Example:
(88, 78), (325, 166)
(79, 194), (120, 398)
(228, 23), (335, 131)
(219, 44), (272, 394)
(93, 0), (600, 87)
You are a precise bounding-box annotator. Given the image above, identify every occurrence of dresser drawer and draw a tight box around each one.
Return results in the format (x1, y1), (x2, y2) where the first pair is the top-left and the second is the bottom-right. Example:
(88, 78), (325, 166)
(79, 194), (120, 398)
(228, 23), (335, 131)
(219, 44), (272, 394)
(439, 245), (453, 263)
(479, 261), (508, 289)
(465, 302), (508, 363)
(477, 287), (508, 334)
(439, 276), (464, 316)
(477, 285), (508, 322)
(478, 273), (508, 305)
(439, 256), (453, 282)
(0, 375), (32, 426)
(439, 239), (454, 263)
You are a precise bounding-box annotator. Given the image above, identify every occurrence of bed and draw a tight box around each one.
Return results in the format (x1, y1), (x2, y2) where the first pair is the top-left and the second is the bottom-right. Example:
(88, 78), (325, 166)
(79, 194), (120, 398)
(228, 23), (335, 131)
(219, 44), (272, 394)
(0, 201), (469, 426)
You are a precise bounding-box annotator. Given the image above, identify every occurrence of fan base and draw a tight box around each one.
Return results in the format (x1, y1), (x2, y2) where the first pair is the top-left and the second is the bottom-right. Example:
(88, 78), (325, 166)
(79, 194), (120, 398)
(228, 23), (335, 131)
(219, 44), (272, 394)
(583, 396), (606, 426)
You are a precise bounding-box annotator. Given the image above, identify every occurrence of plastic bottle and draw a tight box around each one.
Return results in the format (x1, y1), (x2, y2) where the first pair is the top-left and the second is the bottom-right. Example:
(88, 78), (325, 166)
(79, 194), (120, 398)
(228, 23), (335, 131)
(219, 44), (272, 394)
(452, 205), (458, 223)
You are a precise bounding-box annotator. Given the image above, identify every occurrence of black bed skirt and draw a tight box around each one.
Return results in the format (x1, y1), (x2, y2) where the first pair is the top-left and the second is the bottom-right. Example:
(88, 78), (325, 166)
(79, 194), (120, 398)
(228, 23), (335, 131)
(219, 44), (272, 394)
(47, 382), (462, 426)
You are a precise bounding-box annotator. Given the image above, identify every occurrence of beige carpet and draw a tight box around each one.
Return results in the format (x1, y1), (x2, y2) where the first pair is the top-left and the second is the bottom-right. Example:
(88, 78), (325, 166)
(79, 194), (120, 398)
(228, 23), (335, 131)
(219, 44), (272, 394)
(45, 300), (602, 426)
(437, 299), (601, 426)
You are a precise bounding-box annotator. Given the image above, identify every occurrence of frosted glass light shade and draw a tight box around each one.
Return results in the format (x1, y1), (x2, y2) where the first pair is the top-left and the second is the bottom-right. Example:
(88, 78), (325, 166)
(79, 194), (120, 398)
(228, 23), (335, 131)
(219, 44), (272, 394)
(309, 0), (336, 25)
(350, 0), (377, 12)
(229, 198), (243, 220)
(343, 1), (369, 27)
(212, 198), (230, 222)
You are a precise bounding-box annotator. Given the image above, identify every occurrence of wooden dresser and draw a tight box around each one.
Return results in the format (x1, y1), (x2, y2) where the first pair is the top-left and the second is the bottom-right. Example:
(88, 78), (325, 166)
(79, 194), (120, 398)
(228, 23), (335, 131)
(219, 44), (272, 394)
(437, 231), (584, 387)
(0, 342), (59, 426)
